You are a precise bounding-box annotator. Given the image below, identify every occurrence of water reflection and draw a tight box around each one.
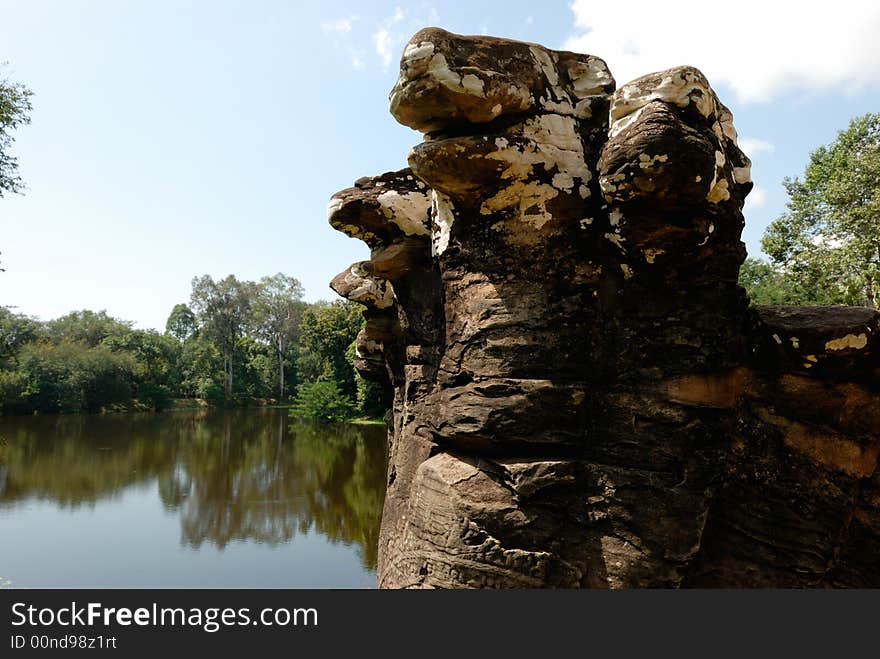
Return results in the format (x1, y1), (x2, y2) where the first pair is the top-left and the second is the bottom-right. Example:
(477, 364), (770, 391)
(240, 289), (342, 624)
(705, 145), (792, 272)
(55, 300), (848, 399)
(0, 410), (387, 572)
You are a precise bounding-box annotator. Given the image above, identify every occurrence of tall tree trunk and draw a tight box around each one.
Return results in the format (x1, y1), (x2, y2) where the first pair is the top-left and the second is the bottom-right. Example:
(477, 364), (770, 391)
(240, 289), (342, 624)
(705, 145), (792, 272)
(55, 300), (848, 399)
(229, 351), (234, 397)
(278, 335), (285, 399)
(867, 273), (876, 309)
(222, 355), (229, 398)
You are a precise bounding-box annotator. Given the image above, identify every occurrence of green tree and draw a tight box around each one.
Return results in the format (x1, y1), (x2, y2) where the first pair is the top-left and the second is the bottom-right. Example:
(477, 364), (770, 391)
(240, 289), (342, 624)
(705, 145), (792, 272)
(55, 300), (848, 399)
(189, 275), (256, 399)
(0, 67), (32, 197)
(345, 338), (385, 417)
(44, 310), (132, 347)
(289, 380), (355, 422)
(297, 300), (363, 397)
(9, 341), (137, 413)
(762, 113), (880, 307)
(165, 303), (197, 342)
(252, 273), (305, 399)
(0, 307), (40, 363)
(176, 332), (224, 400)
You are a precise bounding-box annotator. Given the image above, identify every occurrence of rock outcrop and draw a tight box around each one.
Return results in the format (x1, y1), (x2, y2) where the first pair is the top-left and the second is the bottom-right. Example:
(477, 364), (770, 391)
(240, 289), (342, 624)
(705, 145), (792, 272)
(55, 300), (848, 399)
(328, 28), (880, 588)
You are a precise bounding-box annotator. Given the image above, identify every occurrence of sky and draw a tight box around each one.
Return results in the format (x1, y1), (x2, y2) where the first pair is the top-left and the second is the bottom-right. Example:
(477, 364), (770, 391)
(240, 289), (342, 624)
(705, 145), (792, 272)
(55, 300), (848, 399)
(2, 0), (879, 330)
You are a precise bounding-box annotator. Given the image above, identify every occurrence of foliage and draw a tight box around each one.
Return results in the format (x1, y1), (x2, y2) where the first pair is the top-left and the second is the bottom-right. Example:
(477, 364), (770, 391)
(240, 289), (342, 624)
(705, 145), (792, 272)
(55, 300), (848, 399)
(289, 380), (356, 423)
(297, 300), (363, 397)
(251, 273), (305, 398)
(165, 303), (197, 342)
(762, 113), (880, 307)
(0, 307), (40, 363)
(346, 339), (385, 417)
(190, 275), (256, 399)
(0, 66), (32, 197)
(738, 258), (797, 305)
(3, 341), (138, 413)
(44, 310), (132, 347)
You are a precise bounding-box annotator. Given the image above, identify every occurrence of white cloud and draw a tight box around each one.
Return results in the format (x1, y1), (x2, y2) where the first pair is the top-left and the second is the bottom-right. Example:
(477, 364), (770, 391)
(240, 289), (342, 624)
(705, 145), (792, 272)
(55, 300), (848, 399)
(321, 17), (354, 35)
(321, 16), (367, 72)
(744, 186), (768, 211)
(738, 138), (775, 158)
(374, 7), (406, 70)
(565, 1), (880, 103)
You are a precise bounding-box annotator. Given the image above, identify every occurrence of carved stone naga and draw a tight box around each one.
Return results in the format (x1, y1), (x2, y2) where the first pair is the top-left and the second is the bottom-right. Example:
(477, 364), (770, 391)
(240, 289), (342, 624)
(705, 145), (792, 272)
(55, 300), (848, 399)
(328, 28), (880, 588)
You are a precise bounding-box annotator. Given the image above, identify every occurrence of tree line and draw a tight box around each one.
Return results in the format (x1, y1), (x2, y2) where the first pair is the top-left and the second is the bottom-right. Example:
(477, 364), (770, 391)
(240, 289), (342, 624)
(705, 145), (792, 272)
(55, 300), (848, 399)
(0, 273), (383, 419)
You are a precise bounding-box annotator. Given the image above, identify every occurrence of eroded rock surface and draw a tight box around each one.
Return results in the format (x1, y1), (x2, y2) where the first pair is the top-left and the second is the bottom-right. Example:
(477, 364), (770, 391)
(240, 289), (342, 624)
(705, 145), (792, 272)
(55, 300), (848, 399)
(328, 27), (880, 588)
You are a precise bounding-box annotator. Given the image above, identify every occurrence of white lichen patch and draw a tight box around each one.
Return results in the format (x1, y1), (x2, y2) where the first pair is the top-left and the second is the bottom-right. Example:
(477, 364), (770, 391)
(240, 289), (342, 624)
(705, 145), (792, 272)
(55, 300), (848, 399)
(644, 248), (665, 264)
(620, 263), (634, 279)
(431, 190), (455, 256)
(733, 164), (751, 185)
(609, 208), (623, 227)
(402, 40), (435, 63)
(789, 337), (800, 349)
(480, 114), (592, 226)
(772, 334), (782, 345)
(426, 52), (486, 98)
(579, 217), (594, 229)
(376, 190), (431, 237)
(339, 266), (395, 309)
(610, 67), (715, 137)
(825, 333), (868, 351)
(608, 104), (647, 138)
(481, 180), (558, 229)
(567, 57), (614, 97)
(326, 196), (343, 219)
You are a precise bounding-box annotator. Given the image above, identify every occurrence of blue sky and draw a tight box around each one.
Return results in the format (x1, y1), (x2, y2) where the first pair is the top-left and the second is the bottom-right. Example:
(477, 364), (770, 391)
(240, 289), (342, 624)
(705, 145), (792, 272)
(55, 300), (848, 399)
(2, 0), (879, 330)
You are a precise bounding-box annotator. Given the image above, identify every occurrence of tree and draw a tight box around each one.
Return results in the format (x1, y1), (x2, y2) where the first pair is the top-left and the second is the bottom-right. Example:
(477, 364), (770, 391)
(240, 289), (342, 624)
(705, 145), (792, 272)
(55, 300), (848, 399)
(762, 113), (880, 308)
(165, 303), (197, 342)
(0, 307), (40, 363)
(297, 300), (363, 397)
(252, 273), (305, 399)
(44, 310), (132, 347)
(289, 380), (355, 422)
(0, 67), (32, 197)
(189, 275), (256, 399)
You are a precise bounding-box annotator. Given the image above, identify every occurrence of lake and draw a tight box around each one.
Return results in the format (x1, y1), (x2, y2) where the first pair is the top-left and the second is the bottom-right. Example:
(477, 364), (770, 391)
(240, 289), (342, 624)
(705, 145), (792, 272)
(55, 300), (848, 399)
(0, 409), (387, 588)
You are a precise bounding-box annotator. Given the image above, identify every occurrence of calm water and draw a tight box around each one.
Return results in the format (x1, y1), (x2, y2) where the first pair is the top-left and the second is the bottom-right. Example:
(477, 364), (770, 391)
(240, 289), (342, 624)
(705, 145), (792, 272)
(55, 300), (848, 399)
(0, 409), (387, 588)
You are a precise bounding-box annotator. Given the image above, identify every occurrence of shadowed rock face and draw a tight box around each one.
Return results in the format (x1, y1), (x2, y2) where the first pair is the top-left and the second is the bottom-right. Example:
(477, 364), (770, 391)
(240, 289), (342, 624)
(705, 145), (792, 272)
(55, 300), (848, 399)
(328, 27), (880, 588)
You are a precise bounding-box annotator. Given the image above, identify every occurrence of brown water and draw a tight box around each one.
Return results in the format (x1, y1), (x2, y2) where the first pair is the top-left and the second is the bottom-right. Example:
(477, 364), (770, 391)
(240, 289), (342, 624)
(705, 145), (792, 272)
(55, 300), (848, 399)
(0, 409), (387, 588)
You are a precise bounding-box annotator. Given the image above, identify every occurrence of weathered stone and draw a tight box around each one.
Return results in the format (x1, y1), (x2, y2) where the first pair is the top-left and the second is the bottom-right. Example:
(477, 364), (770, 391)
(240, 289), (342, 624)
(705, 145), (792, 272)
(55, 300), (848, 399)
(328, 28), (880, 588)
(390, 27), (614, 132)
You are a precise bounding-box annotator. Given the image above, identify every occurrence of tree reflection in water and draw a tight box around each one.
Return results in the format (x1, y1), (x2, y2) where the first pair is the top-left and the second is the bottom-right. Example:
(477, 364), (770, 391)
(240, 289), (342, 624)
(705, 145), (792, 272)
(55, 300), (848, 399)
(0, 410), (387, 570)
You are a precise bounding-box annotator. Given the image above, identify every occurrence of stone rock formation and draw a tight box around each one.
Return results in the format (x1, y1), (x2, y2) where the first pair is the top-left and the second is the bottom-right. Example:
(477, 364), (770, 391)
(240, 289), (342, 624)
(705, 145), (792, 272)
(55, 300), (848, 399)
(328, 28), (880, 588)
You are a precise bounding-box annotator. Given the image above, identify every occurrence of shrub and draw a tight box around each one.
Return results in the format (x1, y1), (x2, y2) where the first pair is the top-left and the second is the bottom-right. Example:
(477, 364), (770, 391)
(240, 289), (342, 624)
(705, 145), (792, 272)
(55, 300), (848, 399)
(136, 383), (173, 412)
(289, 380), (355, 422)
